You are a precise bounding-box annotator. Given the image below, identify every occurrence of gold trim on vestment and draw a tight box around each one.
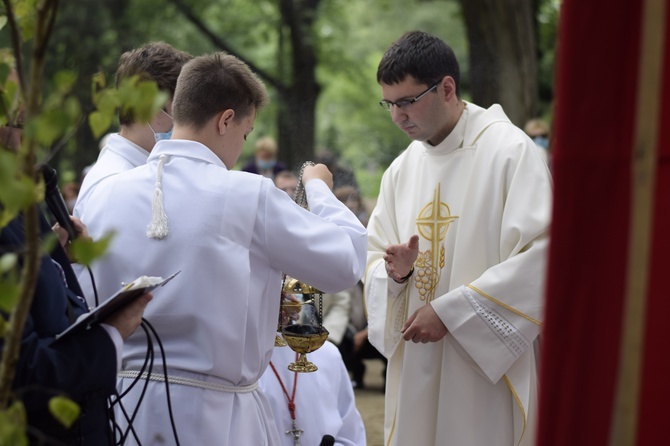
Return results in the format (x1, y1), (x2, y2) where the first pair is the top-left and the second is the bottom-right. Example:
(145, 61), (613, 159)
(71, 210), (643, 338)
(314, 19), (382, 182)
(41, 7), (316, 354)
(386, 407), (397, 446)
(503, 375), (526, 446)
(610, 0), (665, 444)
(466, 285), (542, 326)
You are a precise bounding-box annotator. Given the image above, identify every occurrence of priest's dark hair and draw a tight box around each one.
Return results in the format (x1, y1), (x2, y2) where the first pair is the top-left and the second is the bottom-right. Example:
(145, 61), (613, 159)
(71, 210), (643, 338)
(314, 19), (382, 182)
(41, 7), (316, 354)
(377, 30), (461, 97)
(172, 52), (269, 129)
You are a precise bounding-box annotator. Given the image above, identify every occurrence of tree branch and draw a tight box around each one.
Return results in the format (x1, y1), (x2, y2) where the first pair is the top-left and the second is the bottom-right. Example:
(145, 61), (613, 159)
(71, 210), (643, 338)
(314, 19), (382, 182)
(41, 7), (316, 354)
(169, 0), (287, 93)
(0, 0), (58, 408)
(1, 0), (25, 97)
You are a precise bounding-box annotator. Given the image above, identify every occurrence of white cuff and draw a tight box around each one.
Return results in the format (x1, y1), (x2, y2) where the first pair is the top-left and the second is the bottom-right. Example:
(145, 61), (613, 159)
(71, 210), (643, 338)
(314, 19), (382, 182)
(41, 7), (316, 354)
(100, 323), (124, 372)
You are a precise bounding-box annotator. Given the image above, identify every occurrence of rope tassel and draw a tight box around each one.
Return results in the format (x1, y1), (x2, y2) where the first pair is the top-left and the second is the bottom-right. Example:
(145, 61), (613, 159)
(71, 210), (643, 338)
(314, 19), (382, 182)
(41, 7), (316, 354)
(147, 154), (169, 239)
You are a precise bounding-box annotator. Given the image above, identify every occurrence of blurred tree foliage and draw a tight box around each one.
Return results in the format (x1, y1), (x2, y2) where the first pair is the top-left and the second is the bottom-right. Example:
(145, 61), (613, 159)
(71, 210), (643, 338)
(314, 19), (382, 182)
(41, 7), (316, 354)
(5, 0), (558, 199)
(0, 2), (167, 441)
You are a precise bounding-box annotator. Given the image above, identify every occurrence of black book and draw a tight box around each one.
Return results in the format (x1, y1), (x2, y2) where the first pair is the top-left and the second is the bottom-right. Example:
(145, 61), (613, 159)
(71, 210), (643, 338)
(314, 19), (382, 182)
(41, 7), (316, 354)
(55, 271), (180, 341)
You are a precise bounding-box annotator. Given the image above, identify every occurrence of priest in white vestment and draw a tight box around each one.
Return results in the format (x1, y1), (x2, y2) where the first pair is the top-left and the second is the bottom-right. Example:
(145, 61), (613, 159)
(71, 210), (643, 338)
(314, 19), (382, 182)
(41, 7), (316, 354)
(81, 53), (367, 445)
(365, 31), (552, 446)
(259, 342), (367, 446)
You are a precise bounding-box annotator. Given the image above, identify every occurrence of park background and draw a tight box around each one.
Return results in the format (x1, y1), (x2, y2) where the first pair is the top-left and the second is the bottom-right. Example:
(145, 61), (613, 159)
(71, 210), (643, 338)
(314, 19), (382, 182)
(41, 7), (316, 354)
(0, 1), (561, 444)
(1, 0), (559, 201)
(5, 2), (670, 446)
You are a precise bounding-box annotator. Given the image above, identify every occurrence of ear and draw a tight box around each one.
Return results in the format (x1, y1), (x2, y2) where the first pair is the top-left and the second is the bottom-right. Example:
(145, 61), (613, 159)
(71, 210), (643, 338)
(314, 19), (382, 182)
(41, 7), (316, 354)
(440, 76), (457, 102)
(165, 98), (174, 116)
(217, 109), (235, 135)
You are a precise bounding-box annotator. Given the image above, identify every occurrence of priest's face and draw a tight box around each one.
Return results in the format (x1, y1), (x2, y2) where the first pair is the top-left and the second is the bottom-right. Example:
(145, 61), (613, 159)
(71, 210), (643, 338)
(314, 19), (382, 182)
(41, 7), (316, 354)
(380, 76), (456, 146)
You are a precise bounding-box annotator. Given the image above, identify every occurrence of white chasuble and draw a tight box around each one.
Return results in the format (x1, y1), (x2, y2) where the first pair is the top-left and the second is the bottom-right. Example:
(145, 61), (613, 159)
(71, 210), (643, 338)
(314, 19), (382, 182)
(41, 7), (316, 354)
(365, 103), (552, 446)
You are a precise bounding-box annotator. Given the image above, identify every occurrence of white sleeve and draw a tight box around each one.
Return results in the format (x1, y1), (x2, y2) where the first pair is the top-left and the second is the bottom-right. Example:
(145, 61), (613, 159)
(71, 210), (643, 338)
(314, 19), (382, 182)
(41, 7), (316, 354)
(100, 323), (123, 372)
(322, 291), (352, 345)
(264, 179), (367, 294)
(363, 167), (409, 358)
(329, 346), (367, 446)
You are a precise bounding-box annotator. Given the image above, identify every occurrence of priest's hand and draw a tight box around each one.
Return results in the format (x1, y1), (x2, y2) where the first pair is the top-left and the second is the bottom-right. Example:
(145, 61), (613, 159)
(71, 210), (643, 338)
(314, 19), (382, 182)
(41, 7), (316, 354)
(302, 163), (334, 190)
(401, 303), (448, 343)
(384, 235), (419, 283)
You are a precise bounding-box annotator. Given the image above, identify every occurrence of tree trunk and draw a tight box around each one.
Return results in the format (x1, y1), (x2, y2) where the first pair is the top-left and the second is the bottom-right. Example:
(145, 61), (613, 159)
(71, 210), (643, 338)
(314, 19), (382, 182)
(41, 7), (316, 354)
(171, 0), (322, 171)
(277, 0), (321, 170)
(460, 0), (539, 126)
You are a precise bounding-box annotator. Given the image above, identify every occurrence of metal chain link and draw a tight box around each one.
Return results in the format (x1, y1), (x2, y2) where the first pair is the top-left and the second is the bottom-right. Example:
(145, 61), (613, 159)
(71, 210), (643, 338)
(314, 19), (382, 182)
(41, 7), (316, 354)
(293, 161), (315, 209)
(291, 161), (323, 326)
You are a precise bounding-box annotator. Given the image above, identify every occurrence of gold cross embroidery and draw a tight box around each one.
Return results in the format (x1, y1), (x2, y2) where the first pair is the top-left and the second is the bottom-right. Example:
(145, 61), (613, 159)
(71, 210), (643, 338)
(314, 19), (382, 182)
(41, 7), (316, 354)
(415, 184), (458, 301)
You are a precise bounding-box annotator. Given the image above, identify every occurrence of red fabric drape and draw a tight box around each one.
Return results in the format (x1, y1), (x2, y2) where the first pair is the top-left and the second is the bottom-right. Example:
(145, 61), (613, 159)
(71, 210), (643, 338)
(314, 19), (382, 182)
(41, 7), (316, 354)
(635, 3), (670, 444)
(536, 0), (670, 444)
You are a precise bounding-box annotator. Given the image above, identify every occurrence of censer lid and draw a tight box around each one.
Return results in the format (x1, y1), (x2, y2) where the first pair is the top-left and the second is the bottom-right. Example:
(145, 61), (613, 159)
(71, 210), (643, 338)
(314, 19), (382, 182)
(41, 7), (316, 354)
(282, 277), (321, 295)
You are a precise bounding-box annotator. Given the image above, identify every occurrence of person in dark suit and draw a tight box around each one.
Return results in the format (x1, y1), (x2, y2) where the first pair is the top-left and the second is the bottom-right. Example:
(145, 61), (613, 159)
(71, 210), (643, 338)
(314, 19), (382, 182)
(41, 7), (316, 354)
(1, 112), (151, 444)
(0, 211), (151, 445)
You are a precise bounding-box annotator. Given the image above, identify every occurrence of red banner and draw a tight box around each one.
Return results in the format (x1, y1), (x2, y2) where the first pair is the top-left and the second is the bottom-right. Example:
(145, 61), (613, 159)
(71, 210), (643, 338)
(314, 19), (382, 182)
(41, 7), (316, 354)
(537, 1), (670, 445)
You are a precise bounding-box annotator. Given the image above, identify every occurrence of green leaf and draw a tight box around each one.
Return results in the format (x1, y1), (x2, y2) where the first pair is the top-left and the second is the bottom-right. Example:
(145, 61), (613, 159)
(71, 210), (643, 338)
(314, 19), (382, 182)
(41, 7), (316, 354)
(32, 109), (71, 146)
(0, 16), (7, 32)
(88, 111), (113, 139)
(117, 77), (166, 122)
(0, 176), (39, 215)
(0, 208), (18, 229)
(0, 62), (10, 84)
(0, 253), (17, 273)
(95, 89), (119, 115)
(69, 232), (115, 266)
(48, 396), (80, 429)
(53, 70), (77, 94)
(0, 151), (19, 189)
(63, 96), (82, 121)
(0, 279), (20, 312)
(92, 71), (107, 90)
(0, 401), (28, 446)
(41, 231), (58, 255)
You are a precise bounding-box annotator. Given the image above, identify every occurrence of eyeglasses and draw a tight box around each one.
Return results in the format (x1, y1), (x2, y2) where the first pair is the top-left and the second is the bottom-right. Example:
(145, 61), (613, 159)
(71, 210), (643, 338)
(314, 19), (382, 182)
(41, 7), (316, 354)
(379, 80), (440, 111)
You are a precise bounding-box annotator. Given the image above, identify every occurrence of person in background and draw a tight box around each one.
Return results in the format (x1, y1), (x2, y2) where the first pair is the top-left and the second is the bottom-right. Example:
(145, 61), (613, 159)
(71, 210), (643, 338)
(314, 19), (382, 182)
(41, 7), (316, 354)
(315, 150), (359, 191)
(259, 341), (367, 446)
(62, 181), (80, 213)
(524, 117), (550, 165)
(333, 185), (383, 389)
(334, 185), (369, 228)
(80, 52), (367, 445)
(320, 289), (351, 348)
(242, 136), (287, 179)
(73, 42), (192, 219)
(364, 31), (552, 446)
(274, 169), (298, 197)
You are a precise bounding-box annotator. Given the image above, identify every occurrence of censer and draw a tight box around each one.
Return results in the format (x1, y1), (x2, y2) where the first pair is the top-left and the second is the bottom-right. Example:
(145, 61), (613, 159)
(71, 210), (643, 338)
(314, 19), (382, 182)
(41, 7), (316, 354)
(273, 162), (329, 372)
(279, 277), (329, 372)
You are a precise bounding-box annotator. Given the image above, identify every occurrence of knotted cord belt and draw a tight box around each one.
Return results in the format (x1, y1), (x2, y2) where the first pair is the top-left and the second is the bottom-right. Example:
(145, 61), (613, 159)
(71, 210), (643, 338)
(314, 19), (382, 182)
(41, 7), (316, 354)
(118, 370), (258, 393)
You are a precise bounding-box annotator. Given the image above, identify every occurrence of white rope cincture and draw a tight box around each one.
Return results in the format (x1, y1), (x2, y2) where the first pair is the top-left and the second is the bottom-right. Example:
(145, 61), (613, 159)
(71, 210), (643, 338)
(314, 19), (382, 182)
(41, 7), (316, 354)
(118, 370), (259, 393)
(146, 154), (169, 239)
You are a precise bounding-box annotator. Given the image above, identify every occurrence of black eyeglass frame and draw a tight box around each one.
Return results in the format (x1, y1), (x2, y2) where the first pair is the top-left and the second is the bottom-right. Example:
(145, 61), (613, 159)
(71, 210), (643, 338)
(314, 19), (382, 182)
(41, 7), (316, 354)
(379, 80), (441, 111)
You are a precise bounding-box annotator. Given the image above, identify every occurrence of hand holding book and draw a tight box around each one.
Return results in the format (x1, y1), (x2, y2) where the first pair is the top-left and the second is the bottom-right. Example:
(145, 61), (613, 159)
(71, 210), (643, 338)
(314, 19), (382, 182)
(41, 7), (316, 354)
(56, 271), (180, 341)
